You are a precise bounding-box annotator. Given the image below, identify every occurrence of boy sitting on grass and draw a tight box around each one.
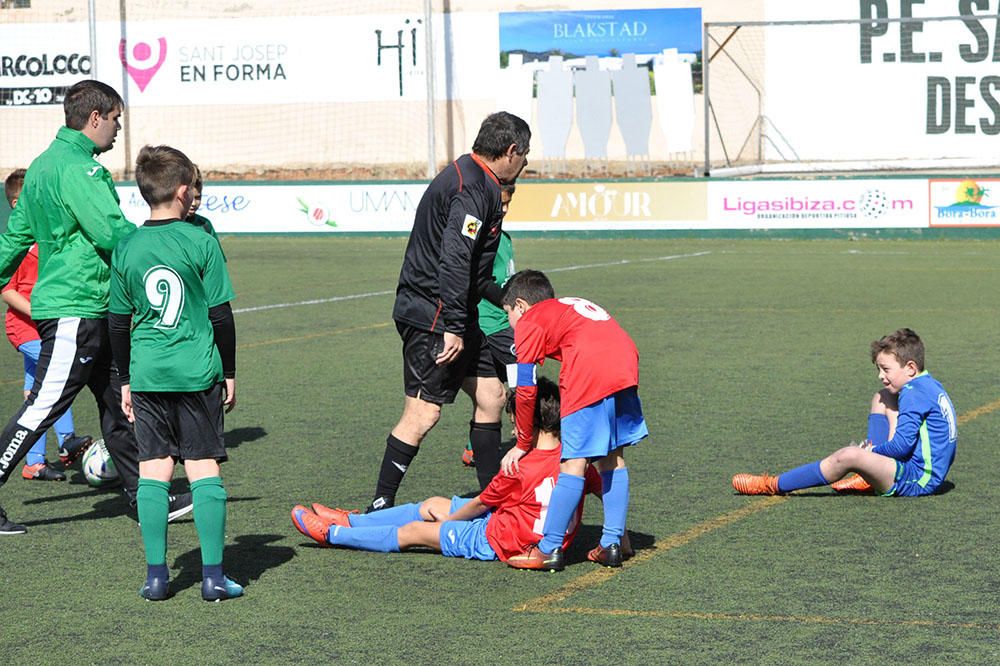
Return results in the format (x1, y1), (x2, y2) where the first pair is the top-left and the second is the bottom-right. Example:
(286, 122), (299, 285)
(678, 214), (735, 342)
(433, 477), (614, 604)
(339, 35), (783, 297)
(733, 328), (957, 497)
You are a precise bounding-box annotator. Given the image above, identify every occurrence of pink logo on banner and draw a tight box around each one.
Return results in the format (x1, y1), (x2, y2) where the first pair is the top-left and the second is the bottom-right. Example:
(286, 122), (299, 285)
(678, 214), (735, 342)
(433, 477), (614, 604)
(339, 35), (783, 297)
(119, 38), (167, 92)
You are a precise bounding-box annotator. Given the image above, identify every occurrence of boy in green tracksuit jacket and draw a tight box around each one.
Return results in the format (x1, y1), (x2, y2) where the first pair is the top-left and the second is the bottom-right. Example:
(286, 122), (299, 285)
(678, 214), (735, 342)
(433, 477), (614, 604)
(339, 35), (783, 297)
(0, 80), (191, 535)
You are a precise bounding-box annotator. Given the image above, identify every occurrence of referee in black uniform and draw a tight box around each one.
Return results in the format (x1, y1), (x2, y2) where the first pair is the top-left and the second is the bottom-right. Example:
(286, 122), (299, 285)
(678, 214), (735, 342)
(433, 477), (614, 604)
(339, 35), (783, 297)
(366, 112), (531, 512)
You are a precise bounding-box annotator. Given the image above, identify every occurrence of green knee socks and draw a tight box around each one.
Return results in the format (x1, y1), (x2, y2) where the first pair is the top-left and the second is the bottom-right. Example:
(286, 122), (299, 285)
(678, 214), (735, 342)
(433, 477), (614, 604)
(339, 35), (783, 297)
(191, 476), (228, 566)
(137, 478), (171, 566)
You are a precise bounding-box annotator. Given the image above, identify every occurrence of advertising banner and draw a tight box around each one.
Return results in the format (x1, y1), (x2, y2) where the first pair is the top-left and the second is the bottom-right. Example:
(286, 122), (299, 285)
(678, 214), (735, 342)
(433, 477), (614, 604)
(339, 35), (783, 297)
(706, 179), (929, 229)
(0, 13), (499, 107)
(116, 183), (428, 232)
(928, 177), (1000, 226)
(503, 181), (707, 230)
(0, 22), (92, 106)
(763, 1), (999, 162)
(116, 181), (710, 232)
(112, 178), (957, 232)
(499, 8), (702, 62)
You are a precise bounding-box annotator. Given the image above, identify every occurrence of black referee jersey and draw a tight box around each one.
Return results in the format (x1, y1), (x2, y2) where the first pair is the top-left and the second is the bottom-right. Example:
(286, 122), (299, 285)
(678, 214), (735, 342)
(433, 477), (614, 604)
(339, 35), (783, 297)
(392, 153), (505, 337)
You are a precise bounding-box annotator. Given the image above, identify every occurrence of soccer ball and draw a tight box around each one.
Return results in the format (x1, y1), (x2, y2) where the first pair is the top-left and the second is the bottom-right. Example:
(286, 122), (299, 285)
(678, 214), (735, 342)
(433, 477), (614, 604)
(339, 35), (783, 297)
(81, 439), (119, 487)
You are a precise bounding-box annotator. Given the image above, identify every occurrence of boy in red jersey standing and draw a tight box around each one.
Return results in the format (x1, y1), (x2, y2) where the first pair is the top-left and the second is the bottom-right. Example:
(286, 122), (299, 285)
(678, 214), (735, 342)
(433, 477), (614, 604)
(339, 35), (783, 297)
(500, 270), (648, 570)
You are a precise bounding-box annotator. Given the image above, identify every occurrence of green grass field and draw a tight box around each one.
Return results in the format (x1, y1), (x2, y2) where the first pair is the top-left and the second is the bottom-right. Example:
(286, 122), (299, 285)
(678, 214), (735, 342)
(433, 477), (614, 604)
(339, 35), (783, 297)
(2, 236), (1000, 664)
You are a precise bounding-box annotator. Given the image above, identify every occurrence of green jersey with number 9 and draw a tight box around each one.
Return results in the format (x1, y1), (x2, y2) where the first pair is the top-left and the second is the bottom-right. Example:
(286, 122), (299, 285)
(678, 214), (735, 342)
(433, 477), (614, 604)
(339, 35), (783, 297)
(109, 219), (234, 392)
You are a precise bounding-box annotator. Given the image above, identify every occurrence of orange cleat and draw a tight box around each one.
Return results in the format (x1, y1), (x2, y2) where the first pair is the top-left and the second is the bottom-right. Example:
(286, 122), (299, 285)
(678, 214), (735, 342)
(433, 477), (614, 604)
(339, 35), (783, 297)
(461, 447), (475, 467)
(22, 461), (66, 481)
(831, 474), (873, 493)
(732, 473), (780, 496)
(291, 505), (332, 547)
(311, 502), (357, 527)
(506, 545), (564, 571)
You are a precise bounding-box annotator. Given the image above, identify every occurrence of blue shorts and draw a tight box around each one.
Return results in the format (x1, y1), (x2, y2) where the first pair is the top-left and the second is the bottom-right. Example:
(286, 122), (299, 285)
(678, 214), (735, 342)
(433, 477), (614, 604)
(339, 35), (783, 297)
(438, 496), (497, 561)
(560, 387), (649, 460)
(18, 339), (42, 392)
(884, 461), (938, 497)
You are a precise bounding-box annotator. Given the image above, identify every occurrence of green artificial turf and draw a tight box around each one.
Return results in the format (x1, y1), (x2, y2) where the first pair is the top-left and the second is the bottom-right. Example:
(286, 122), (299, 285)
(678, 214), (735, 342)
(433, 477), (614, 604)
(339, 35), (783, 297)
(2, 237), (999, 664)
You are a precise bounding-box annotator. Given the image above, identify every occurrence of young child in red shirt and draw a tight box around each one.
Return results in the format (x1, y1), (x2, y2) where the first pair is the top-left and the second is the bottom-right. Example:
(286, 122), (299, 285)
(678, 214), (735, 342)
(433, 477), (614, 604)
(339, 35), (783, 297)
(3, 169), (91, 481)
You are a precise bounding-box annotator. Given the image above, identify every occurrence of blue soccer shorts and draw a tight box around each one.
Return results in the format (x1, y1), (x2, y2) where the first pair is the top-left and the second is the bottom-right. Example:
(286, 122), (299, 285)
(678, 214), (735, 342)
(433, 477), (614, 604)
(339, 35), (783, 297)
(560, 386), (649, 460)
(884, 460), (940, 497)
(438, 496), (498, 561)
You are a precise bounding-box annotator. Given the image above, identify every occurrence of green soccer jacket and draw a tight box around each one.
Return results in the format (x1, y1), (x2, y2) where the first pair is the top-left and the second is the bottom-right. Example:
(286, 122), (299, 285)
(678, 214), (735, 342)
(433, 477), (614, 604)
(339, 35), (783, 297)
(0, 127), (135, 319)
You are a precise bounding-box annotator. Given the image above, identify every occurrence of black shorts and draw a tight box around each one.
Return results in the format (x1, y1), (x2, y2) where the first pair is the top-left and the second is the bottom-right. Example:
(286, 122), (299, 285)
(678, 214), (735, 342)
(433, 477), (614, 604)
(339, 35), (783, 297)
(397, 323), (499, 405)
(484, 328), (516, 385)
(132, 383), (227, 463)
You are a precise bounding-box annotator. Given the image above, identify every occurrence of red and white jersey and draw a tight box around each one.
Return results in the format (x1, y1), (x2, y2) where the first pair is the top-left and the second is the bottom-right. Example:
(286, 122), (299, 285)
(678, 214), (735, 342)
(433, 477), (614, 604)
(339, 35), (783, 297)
(3, 244), (40, 349)
(481, 446), (601, 562)
(513, 297), (639, 449)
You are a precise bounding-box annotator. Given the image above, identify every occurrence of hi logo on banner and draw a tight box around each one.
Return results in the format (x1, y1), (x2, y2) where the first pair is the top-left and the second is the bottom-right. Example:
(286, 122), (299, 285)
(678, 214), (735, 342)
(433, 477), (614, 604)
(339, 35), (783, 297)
(119, 38), (167, 92)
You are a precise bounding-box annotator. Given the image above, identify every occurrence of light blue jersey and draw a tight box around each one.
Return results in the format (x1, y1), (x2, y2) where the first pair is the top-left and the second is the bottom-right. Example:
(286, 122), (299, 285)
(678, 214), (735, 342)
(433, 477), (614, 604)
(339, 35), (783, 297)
(872, 371), (957, 496)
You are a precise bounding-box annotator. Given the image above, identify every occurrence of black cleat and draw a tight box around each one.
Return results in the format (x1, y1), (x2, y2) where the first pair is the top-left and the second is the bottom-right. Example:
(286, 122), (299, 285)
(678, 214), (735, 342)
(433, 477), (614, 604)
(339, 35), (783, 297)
(58, 434), (94, 467)
(133, 492), (194, 526)
(139, 575), (170, 601)
(587, 543), (623, 568)
(0, 506), (27, 535)
(364, 495), (394, 514)
(167, 492), (193, 522)
(201, 575), (244, 602)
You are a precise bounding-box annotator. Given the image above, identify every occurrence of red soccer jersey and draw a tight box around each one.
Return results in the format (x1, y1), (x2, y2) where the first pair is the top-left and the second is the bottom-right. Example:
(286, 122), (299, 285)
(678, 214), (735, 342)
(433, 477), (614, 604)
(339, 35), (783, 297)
(513, 297), (639, 450)
(3, 245), (40, 349)
(480, 446), (601, 562)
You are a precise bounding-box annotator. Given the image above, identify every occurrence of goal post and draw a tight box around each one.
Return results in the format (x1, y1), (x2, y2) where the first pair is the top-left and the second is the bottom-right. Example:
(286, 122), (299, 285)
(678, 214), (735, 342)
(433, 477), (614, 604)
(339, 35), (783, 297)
(703, 13), (1000, 176)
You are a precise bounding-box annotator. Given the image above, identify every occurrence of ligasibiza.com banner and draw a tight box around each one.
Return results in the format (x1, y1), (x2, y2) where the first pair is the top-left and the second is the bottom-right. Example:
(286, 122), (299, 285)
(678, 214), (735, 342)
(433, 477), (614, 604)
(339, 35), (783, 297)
(706, 179), (929, 229)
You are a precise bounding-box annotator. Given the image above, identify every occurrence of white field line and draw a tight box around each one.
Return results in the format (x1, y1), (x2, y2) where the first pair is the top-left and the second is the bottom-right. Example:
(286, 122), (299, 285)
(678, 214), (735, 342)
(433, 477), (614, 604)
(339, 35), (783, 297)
(545, 251), (711, 273)
(233, 290), (394, 314)
(232, 251), (711, 315)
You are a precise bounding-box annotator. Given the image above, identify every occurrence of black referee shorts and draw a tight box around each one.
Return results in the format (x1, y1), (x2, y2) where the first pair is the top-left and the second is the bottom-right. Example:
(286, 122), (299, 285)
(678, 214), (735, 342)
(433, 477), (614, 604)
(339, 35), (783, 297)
(132, 383), (227, 463)
(397, 323), (499, 405)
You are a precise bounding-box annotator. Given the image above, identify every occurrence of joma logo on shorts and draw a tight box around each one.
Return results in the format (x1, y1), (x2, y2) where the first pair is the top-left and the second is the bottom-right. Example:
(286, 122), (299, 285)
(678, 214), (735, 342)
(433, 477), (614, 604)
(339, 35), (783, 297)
(0, 429), (29, 473)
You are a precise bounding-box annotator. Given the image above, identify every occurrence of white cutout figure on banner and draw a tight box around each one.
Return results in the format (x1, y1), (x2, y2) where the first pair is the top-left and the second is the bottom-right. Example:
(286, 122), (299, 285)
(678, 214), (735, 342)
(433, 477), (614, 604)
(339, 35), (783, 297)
(611, 54), (653, 158)
(496, 53), (535, 129)
(653, 48), (695, 155)
(536, 56), (573, 159)
(574, 56), (612, 159)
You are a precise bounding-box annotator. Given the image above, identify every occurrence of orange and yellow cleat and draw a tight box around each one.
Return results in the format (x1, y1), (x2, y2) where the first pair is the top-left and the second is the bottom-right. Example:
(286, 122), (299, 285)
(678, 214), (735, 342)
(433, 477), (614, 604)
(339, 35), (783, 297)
(291, 505), (333, 547)
(731, 473), (780, 495)
(830, 474), (873, 493)
(311, 502), (357, 527)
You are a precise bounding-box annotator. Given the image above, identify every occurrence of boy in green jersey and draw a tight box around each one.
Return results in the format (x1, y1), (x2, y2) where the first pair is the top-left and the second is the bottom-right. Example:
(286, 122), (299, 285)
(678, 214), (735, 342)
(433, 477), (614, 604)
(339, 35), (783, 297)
(185, 165), (226, 261)
(463, 182), (517, 471)
(109, 145), (240, 602)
